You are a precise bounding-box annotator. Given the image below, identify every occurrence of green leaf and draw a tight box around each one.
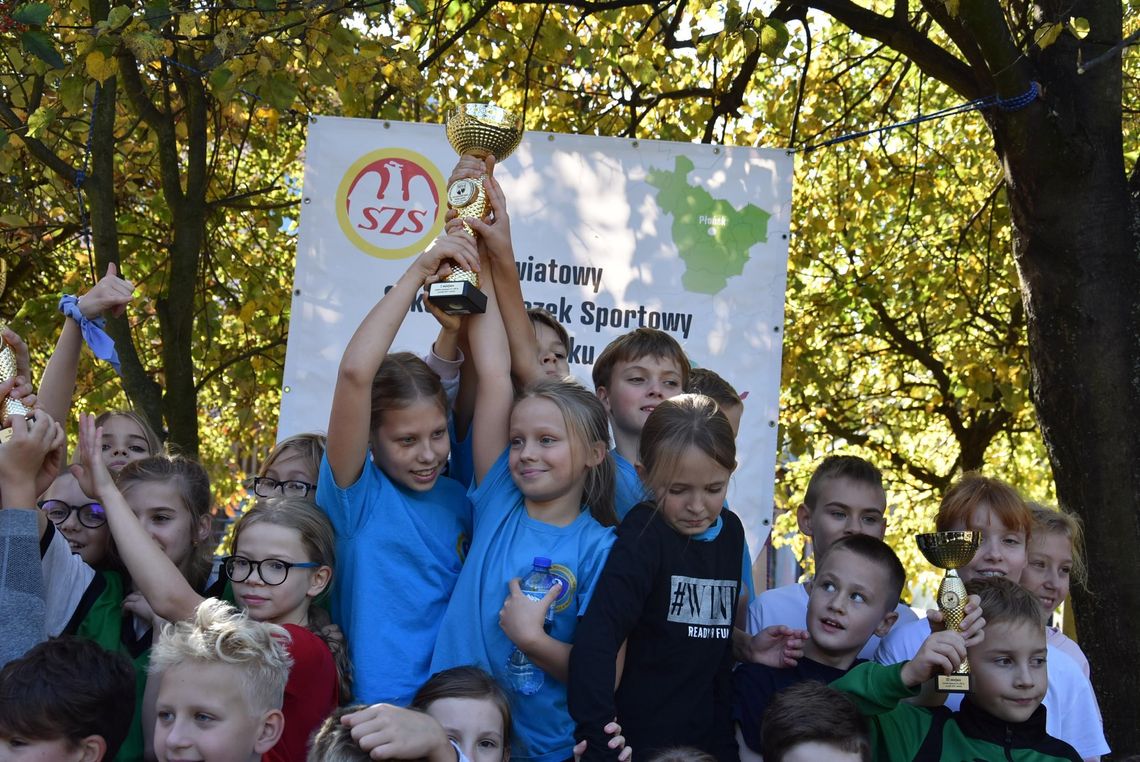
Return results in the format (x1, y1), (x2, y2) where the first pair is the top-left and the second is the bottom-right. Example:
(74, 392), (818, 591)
(107, 5), (132, 29)
(262, 74), (298, 111)
(11, 3), (51, 26)
(59, 76), (86, 113)
(407, 0), (427, 13)
(20, 30), (65, 69)
(0, 128), (8, 150)
(25, 106), (58, 138)
(758, 20), (790, 57)
(1034, 22), (1063, 49)
(143, 0), (170, 30)
(1068, 17), (1090, 39)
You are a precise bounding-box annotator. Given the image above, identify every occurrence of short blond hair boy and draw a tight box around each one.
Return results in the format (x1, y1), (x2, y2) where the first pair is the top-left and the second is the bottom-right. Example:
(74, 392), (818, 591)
(150, 598), (292, 762)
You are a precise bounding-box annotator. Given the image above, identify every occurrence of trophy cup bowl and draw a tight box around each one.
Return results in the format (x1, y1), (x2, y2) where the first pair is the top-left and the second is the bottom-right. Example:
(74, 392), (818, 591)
(916, 530), (981, 693)
(428, 103), (525, 316)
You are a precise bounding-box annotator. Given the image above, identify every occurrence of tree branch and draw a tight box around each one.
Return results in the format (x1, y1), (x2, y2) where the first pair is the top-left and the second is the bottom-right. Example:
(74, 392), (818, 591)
(782, 0), (979, 98)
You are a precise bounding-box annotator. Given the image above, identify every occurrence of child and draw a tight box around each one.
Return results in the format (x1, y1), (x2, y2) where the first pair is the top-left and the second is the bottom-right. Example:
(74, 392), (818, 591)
(0, 636), (136, 762)
(151, 598), (290, 762)
(873, 474), (1108, 760)
(835, 577), (1082, 761)
(38, 471), (114, 567)
(308, 708), (373, 762)
(592, 327), (689, 519)
(748, 455), (916, 659)
(72, 415), (340, 762)
(1022, 505), (1089, 676)
(95, 410), (164, 472)
(759, 681), (870, 762)
(430, 210), (617, 762)
(445, 154), (571, 386)
(248, 433), (326, 500)
(319, 235), (477, 704)
(412, 666), (513, 762)
(569, 394), (745, 761)
(686, 367), (744, 436)
(733, 534), (910, 759)
(0, 407), (67, 665)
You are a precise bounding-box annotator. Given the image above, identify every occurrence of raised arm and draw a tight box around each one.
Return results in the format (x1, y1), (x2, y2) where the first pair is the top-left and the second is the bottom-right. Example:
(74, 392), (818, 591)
(70, 413), (203, 622)
(39, 263), (133, 425)
(462, 222), (514, 484)
(325, 236), (481, 488)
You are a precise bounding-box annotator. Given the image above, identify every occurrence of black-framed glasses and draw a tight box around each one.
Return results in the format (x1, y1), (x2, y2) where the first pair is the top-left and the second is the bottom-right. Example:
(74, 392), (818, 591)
(246, 476), (316, 499)
(223, 555), (320, 586)
(37, 499), (107, 528)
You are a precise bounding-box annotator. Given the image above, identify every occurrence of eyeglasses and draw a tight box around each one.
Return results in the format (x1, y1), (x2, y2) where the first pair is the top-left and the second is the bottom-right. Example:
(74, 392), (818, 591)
(37, 500), (107, 528)
(247, 476), (316, 499)
(223, 555), (320, 586)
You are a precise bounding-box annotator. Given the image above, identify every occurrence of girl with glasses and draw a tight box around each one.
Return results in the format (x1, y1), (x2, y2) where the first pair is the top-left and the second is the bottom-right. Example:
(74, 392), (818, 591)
(71, 414), (343, 762)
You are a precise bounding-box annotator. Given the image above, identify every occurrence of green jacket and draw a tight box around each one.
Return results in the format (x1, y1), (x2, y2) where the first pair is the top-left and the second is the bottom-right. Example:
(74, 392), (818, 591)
(831, 662), (1082, 762)
(71, 571), (149, 762)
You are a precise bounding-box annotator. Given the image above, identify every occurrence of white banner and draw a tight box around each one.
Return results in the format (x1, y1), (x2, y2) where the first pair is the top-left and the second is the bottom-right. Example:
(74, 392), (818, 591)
(280, 115), (793, 557)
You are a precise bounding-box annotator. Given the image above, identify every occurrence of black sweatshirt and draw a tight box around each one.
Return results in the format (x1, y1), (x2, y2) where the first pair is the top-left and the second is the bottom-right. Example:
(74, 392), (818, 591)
(569, 502), (744, 762)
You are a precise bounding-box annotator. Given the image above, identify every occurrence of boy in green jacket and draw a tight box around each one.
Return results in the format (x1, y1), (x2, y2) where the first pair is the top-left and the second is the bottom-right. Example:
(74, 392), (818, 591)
(831, 577), (1082, 762)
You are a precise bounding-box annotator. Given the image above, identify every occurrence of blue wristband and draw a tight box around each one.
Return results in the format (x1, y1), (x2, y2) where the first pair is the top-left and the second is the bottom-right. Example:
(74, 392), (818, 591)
(59, 294), (121, 374)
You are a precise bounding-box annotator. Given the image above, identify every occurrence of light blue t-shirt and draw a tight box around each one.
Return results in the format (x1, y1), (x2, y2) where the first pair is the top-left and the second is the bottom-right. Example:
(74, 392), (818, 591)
(613, 448), (649, 520)
(316, 454), (471, 704)
(431, 449), (616, 762)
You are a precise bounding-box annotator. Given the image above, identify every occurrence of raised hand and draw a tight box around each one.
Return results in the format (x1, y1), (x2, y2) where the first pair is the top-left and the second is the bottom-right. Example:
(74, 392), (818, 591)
(464, 173), (514, 262)
(901, 628), (970, 687)
(69, 413), (118, 501)
(78, 262), (134, 319)
(414, 232), (480, 283)
(341, 704), (452, 762)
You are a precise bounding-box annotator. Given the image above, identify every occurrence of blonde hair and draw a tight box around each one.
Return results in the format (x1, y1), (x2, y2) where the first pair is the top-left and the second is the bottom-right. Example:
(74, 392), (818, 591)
(639, 394), (736, 501)
(150, 599), (292, 713)
(231, 497), (352, 699)
(258, 433), (326, 483)
(1029, 503), (1088, 590)
(307, 706), (372, 762)
(516, 379), (616, 527)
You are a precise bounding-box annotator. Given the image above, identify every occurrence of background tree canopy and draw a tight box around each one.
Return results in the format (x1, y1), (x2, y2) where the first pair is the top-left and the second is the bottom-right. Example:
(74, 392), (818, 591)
(1, 0), (1136, 752)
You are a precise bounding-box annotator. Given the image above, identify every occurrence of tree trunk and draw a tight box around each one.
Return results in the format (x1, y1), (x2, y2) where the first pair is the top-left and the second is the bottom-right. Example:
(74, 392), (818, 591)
(990, 13), (1140, 753)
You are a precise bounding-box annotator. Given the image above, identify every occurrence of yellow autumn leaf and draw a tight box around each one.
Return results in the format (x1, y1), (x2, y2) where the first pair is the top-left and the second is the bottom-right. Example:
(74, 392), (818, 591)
(1034, 22), (1063, 49)
(86, 50), (118, 83)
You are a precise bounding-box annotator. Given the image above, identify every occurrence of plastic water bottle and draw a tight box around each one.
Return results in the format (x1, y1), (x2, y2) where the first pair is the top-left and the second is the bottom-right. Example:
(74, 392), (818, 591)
(505, 557), (557, 695)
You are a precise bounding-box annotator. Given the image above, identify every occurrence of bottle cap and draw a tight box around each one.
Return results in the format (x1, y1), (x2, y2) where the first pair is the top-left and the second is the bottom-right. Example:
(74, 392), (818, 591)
(533, 556), (552, 569)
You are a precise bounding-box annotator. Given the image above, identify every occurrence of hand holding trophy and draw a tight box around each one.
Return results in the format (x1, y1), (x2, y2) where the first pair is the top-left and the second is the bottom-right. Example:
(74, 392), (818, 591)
(915, 530), (982, 692)
(0, 262), (32, 442)
(427, 103), (524, 315)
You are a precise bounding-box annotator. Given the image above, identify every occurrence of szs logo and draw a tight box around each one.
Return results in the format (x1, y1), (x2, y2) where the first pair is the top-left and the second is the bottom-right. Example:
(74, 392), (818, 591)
(336, 149), (446, 259)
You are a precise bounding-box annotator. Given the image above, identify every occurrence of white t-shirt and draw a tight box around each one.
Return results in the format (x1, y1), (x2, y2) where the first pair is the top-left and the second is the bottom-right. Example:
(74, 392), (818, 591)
(40, 524), (95, 636)
(874, 617), (1109, 759)
(746, 581), (918, 661)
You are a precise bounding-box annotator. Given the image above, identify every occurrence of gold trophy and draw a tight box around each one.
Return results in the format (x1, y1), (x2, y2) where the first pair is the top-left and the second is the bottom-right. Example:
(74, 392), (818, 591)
(0, 263), (30, 443)
(916, 531), (982, 692)
(427, 103), (525, 315)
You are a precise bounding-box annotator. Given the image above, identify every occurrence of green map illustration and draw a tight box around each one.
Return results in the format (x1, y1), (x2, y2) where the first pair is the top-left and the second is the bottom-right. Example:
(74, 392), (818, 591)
(646, 155), (771, 294)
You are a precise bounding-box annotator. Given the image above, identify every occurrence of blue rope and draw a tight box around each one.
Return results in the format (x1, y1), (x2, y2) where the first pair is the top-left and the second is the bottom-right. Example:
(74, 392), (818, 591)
(795, 82), (1039, 154)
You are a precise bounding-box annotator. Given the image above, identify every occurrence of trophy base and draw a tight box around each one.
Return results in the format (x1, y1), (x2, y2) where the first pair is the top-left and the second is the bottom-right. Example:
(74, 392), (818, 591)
(427, 280), (488, 315)
(936, 673), (972, 693)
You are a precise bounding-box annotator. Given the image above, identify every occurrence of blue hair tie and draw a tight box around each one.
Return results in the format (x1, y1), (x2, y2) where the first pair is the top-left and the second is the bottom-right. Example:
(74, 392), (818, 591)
(58, 295), (121, 374)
